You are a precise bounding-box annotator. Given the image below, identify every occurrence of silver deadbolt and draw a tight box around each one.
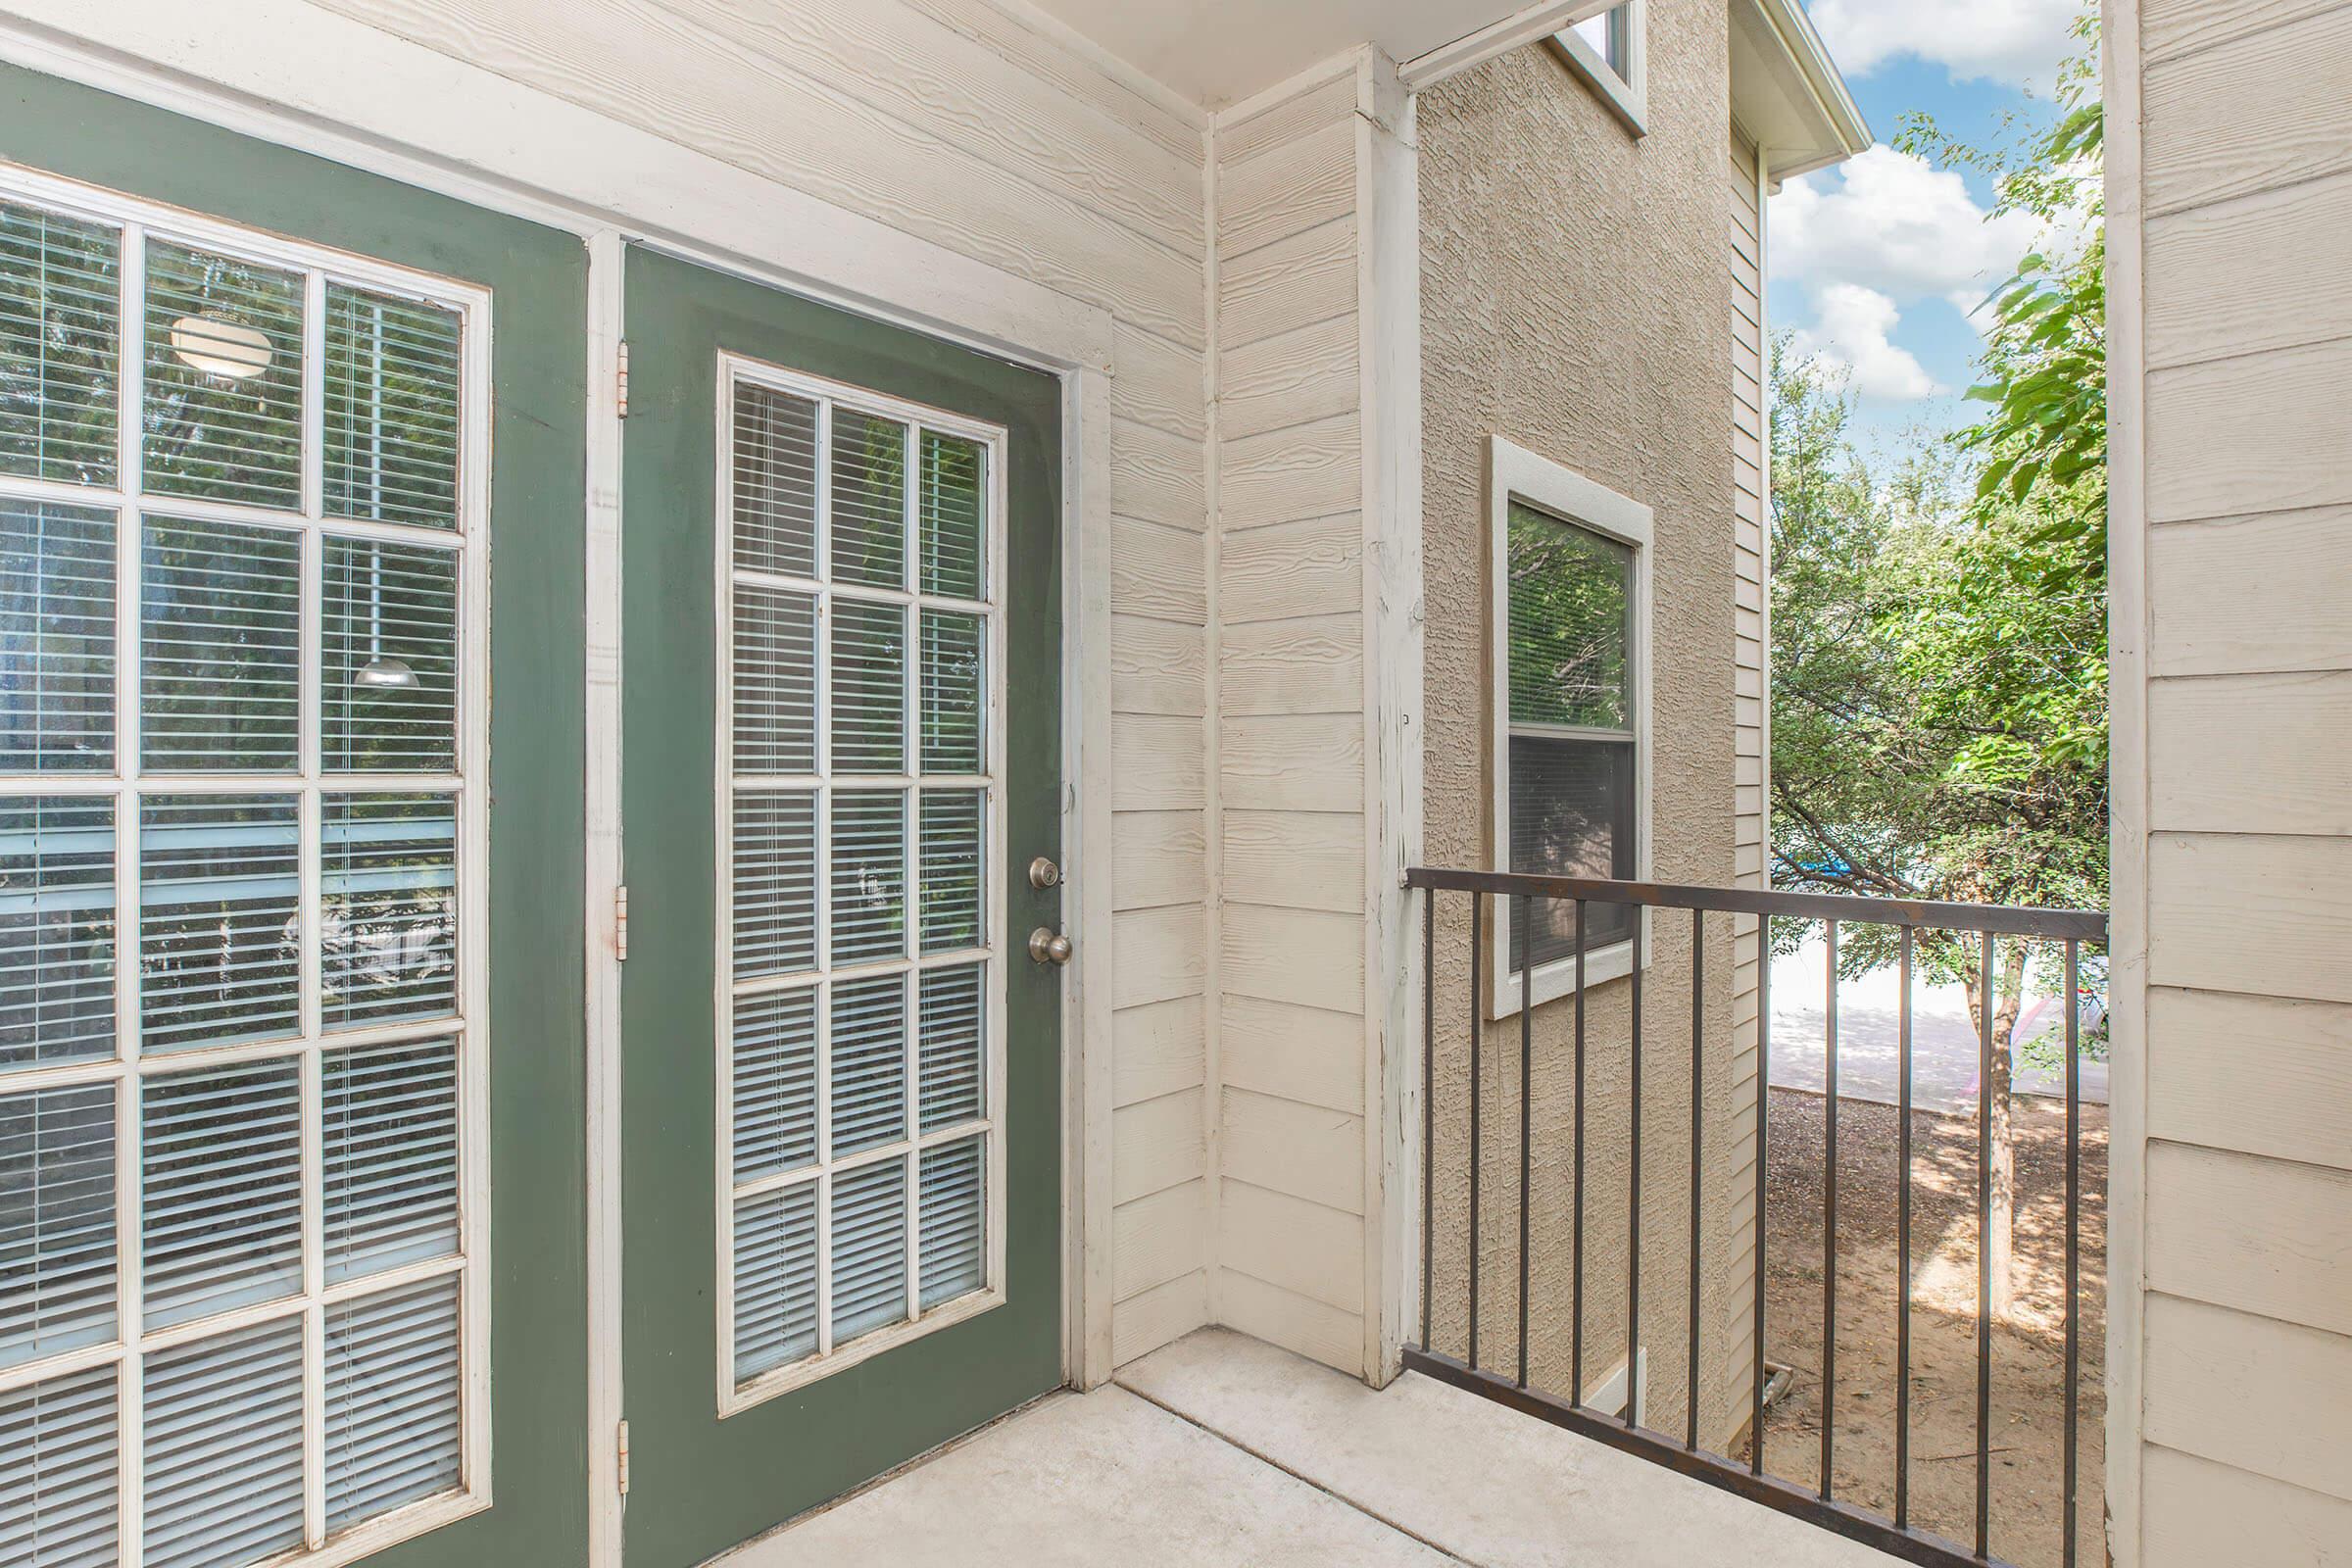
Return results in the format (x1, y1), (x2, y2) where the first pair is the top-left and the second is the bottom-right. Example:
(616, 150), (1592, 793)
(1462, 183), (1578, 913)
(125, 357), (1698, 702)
(1027, 856), (1063, 890)
(1027, 927), (1075, 966)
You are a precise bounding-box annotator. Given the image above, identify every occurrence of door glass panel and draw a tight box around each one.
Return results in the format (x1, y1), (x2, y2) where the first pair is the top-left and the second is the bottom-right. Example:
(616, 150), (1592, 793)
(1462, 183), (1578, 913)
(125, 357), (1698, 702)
(0, 204), (120, 487)
(719, 365), (1001, 1402)
(0, 184), (484, 1568)
(0, 501), (116, 770)
(140, 241), (304, 511)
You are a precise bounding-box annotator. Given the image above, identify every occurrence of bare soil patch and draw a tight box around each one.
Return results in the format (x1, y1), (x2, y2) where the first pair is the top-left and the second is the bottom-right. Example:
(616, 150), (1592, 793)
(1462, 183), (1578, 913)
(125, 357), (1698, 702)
(1747, 1089), (2107, 1568)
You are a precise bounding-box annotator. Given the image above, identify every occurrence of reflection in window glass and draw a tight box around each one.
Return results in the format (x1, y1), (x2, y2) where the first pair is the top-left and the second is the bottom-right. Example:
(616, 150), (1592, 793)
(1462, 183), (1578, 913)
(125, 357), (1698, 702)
(320, 793), (458, 1030)
(138, 794), (300, 1053)
(141, 514), (301, 772)
(322, 535), (459, 772)
(1505, 501), (1637, 969)
(0, 796), (115, 1070)
(0, 500), (115, 770)
(141, 240), (304, 511)
(0, 205), (120, 487)
(323, 284), (463, 531)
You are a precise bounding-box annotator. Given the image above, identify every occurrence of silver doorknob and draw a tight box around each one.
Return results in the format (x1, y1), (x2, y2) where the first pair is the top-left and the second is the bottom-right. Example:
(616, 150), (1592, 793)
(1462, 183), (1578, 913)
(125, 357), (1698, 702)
(1028, 856), (1063, 889)
(1027, 927), (1075, 966)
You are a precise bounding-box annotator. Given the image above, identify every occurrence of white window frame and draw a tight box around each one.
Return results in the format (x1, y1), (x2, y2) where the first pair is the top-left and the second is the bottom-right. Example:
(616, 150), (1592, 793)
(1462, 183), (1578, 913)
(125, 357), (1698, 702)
(0, 160), (494, 1565)
(1550, 0), (1649, 136)
(1486, 435), (1652, 1020)
(712, 353), (1010, 1416)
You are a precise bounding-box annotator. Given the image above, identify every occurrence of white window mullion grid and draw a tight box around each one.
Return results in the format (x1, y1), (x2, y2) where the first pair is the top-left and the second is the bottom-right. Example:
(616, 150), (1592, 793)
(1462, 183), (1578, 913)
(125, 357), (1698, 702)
(715, 360), (1006, 1415)
(0, 165), (491, 1568)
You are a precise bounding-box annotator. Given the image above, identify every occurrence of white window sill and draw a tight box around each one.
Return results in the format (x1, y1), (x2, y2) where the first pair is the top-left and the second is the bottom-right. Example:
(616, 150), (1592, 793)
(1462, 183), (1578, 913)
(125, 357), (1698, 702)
(1486, 927), (1647, 1020)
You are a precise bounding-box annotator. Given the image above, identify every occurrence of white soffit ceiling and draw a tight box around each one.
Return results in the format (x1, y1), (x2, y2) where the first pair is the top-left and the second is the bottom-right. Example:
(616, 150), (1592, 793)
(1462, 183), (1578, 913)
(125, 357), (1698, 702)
(1021, 0), (1543, 109)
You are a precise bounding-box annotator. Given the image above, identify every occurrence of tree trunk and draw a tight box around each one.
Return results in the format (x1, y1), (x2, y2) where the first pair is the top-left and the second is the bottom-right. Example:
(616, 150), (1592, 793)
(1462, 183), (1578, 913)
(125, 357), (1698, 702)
(1962, 941), (2031, 1321)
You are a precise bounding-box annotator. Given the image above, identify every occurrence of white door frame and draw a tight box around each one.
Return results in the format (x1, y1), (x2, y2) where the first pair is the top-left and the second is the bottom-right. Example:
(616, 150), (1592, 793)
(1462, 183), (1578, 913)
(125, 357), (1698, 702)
(0, 9), (1122, 1566)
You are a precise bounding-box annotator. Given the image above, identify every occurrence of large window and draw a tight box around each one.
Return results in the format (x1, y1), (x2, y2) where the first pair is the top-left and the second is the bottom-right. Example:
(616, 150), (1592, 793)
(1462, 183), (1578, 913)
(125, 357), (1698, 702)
(0, 168), (487, 1568)
(716, 358), (1004, 1412)
(1488, 437), (1649, 1015)
(1552, 0), (1648, 134)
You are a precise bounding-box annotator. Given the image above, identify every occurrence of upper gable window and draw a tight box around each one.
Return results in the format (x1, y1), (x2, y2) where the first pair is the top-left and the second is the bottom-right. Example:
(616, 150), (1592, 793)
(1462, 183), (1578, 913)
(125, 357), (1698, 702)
(1551, 0), (1647, 135)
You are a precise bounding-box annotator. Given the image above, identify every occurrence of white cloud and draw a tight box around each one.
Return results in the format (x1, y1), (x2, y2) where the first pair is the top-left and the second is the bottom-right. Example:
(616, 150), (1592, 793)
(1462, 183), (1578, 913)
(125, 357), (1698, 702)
(1769, 146), (2045, 324)
(1808, 0), (2078, 90)
(1787, 284), (1942, 401)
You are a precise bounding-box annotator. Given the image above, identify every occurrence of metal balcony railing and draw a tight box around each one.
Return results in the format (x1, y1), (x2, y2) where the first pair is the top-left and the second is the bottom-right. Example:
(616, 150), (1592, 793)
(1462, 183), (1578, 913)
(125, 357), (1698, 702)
(1402, 866), (2107, 1568)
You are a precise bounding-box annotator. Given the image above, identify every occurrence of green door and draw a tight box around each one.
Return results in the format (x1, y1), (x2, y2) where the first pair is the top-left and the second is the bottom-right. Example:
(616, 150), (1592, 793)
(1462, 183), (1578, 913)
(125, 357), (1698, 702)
(0, 64), (589, 1568)
(617, 246), (1065, 1566)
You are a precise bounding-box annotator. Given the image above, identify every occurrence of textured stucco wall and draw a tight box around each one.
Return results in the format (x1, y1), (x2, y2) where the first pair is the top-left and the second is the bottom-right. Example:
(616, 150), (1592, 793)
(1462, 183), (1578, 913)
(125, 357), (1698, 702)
(1417, 9), (1747, 1444)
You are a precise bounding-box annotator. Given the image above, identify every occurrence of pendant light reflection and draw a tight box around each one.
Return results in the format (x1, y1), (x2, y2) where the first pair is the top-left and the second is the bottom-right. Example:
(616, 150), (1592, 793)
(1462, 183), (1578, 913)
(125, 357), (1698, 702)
(355, 656), (420, 691)
(169, 314), (273, 379)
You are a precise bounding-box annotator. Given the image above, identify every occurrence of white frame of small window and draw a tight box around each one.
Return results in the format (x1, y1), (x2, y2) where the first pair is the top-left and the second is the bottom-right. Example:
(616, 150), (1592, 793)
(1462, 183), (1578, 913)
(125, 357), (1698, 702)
(711, 353), (1010, 1417)
(1549, 0), (1649, 136)
(0, 160), (494, 1564)
(1486, 435), (1652, 1019)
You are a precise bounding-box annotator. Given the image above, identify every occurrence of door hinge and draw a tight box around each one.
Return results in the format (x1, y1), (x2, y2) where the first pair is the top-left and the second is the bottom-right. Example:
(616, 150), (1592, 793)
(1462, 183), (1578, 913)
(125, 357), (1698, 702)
(615, 340), (631, 418)
(615, 1419), (630, 1494)
(613, 885), (629, 962)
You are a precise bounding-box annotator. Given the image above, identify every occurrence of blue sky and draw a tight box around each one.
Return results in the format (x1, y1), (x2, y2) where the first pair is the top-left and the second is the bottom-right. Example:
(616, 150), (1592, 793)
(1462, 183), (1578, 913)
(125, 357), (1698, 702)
(1770, 1), (2088, 461)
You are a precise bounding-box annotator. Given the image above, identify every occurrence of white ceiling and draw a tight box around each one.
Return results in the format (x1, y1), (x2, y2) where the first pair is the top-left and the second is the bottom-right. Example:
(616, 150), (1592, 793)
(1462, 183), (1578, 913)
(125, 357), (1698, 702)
(1024, 0), (1539, 109)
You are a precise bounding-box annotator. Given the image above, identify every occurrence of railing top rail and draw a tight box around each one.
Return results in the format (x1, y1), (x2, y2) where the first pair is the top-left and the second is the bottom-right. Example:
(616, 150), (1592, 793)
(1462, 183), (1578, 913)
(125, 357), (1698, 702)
(1404, 866), (2108, 943)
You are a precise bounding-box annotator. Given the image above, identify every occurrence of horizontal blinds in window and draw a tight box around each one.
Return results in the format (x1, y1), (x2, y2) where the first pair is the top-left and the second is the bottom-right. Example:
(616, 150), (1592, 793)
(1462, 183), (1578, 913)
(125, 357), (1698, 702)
(0, 502), (116, 771)
(0, 204), (120, 489)
(724, 372), (998, 1396)
(830, 974), (906, 1157)
(919, 1136), (984, 1309)
(916, 963), (982, 1133)
(323, 1037), (460, 1285)
(140, 1059), (302, 1330)
(141, 1319), (305, 1568)
(137, 794), (301, 1053)
(0, 1362), (119, 1568)
(322, 285), (462, 531)
(732, 1183), (818, 1380)
(139, 515), (301, 772)
(732, 791), (815, 980)
(0, 797), (116, 1070)
(0, 1083), (116, 1368)
(320, 793), (458, 1030)
(830, 1158), (906, 1342)
(732, 988), (816, 1183)
(732, 384), (817, 579)
(321, 535), (459, 772)
(140, 241), (303, 512)
(323, 1276), (462, 1535)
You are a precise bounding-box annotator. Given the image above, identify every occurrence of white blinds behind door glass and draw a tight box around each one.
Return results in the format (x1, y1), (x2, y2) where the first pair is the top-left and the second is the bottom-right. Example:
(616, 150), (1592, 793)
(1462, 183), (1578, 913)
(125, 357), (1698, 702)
(720, 368), (1000, 1403)
(0, 180), (483, 1568)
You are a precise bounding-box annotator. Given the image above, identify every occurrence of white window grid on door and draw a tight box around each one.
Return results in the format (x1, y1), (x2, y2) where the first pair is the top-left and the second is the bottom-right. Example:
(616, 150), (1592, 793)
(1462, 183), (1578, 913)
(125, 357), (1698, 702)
(714, 354), (1009, 1415)
(0, 163), (492, 1567)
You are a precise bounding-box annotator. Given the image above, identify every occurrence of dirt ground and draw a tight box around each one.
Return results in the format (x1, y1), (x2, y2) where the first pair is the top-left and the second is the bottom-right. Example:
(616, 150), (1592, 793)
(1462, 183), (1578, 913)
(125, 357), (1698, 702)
(1746, 1089), (2107, 1568)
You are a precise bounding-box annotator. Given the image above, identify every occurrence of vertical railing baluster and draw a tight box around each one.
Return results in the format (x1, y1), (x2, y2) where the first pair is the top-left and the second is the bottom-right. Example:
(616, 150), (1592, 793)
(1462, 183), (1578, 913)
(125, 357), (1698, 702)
(1572, 899), (1588, 1408)
(1688, 906), (1704, 1450)
(1518, 894), (1534, 1389)
(1627, 911), (1642, 1429)
(1821, 920), (1838, 1500)
(1976, 929), (1994, 1562)
(2064, 938), (2082, 1568)
(1895, 925), (1914, 1531)
(1468, 894), (1484, 1371)
(1751, 912), (1770, 1476)
(1421, 887), (1436, 1353)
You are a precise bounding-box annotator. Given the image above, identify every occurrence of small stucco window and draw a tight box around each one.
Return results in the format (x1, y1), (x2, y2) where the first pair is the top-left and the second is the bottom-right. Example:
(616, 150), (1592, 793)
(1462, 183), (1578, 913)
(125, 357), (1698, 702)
(1487, 436), (1652, 1016)
(1551, 0), (1648, 135)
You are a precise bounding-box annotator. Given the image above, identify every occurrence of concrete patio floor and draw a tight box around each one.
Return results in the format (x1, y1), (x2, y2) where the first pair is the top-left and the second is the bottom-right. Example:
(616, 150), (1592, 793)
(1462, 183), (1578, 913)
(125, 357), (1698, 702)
(721, 1328), (1898, 1567)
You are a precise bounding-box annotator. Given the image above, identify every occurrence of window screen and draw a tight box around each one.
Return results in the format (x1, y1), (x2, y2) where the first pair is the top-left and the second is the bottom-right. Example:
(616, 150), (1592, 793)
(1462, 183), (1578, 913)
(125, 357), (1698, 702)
(0, 179), (481, 1568)
(1504, 500), (1637, 969)
(720, 366), (1000, 1406)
